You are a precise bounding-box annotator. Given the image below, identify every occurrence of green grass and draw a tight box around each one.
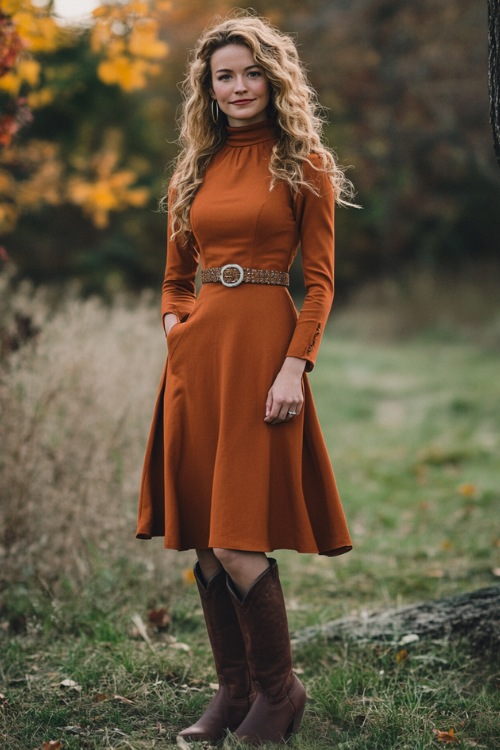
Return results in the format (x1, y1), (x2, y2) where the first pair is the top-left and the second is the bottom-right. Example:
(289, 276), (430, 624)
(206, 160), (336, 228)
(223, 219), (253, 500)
(1, 330), (499, 749)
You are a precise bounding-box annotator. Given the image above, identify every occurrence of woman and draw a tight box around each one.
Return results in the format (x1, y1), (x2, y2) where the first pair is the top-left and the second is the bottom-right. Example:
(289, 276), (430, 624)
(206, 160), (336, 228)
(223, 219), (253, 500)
(137, 12), (354, 746)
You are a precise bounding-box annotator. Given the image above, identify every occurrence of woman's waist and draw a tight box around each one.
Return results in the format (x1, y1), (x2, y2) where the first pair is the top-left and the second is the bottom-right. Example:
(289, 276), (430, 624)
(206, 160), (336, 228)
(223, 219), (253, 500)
(200, 263), (290, 289)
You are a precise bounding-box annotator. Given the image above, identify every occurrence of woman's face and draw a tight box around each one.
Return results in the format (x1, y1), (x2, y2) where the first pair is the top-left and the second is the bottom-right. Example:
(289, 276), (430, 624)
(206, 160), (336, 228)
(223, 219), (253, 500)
(210, 44), (270, 127)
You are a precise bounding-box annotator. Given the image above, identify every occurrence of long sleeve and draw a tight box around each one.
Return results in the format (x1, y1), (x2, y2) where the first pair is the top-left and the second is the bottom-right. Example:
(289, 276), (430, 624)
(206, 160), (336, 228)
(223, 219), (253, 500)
(161, 186), (199, 322)
(285, 156), (335, 371)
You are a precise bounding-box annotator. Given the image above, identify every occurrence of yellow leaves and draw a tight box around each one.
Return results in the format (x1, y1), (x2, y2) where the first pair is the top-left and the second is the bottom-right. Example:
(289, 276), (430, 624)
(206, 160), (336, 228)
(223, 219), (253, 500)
(97, 55), (150, 92)
(17, 57), (40, 85)
(0, 58), (41, 96)
(395, 648), (408, 663)
(68, 138), (149, 228)
(10, 9), (61, 54)
(26, 87), (54, 108)
(91, 2), (168, 91)
(68, 174), (138, 228)
(0, 202), (18, 233)
(129, 19), (168, 60)
(0, 71), (21, 96)
(182, 567), (196, 584)
(458, 482), (477, 497)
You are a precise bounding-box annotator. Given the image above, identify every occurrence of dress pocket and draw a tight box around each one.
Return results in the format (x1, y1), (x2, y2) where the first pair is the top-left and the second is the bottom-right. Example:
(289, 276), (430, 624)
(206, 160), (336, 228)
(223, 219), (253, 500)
(166, 321), (187, 358)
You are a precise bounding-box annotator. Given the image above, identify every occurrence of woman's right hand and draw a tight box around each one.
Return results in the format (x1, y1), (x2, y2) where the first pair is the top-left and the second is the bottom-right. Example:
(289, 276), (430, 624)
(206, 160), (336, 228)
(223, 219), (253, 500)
(163, 312), (180, 338)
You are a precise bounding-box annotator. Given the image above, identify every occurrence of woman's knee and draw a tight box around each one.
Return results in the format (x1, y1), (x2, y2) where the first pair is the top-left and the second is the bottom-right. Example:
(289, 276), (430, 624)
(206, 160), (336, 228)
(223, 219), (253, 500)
(212, 547), (242, 569)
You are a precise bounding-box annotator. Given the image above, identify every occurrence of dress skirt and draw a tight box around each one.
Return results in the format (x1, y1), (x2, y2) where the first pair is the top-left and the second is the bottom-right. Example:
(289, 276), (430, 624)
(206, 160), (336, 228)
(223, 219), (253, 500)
(136, 282), (352, 557)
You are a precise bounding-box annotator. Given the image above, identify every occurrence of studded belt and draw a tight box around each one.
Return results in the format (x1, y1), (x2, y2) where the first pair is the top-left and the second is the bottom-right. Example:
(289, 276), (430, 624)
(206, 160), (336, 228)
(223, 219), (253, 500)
(201, 264), (289, 288)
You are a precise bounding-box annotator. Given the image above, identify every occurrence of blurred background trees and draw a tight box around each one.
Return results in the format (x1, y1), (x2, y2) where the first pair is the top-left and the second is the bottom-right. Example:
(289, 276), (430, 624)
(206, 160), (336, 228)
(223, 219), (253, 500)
(1, 0), (499, 297)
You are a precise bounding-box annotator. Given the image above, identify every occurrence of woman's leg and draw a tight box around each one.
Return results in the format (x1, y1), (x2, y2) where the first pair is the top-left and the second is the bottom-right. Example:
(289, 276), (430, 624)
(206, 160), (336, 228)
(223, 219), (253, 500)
(196, 547), (223, 581)
(214, 549), (306, 746)
(212, 548), (270, 596)
(177, 548), (254, 742)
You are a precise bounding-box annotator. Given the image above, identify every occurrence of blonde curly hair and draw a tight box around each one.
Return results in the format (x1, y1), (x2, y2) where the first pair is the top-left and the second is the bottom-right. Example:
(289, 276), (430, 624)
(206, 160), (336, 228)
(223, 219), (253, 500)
(164, 11), (356, 239)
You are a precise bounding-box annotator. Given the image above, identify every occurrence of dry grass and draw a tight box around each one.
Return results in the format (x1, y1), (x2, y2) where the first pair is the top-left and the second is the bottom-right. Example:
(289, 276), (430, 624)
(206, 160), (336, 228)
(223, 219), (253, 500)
(0, 266), (185, 595)
(1, 266), (499, 748)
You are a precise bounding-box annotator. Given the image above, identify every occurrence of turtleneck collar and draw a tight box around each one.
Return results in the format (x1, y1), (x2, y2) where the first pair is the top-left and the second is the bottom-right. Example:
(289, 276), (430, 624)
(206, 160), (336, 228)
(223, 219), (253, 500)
(225, 119), (278, 147)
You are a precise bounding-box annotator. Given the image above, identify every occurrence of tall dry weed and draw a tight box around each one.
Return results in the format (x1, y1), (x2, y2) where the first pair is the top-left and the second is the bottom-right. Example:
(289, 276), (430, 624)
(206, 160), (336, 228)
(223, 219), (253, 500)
(0, 268), (181, 594)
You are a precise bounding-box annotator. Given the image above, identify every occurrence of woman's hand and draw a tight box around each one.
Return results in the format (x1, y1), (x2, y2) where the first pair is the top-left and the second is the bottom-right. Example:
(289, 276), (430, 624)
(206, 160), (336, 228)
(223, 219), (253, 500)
(163, 312), (180, 338)
(264, 356), (306, 424)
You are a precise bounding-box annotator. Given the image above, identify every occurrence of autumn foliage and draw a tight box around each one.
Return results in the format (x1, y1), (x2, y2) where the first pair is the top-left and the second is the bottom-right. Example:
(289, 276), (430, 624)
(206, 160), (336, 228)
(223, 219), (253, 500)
(0, 0), (170, 245)
(1, 0), (500, 293)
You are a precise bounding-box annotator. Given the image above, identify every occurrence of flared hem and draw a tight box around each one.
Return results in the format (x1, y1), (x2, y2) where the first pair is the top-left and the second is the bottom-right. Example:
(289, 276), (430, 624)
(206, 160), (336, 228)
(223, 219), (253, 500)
(136, 532), (352, 558)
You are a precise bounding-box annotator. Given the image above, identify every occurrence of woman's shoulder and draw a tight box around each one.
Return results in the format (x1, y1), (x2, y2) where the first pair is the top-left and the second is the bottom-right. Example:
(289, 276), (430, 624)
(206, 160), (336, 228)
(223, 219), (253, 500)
(298, 152), (334, 197)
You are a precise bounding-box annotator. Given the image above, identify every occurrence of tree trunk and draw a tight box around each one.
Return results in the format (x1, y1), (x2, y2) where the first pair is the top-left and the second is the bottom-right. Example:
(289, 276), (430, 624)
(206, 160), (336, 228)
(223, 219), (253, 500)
(489, 0), (500, 166)
(292, 586), (500, 651)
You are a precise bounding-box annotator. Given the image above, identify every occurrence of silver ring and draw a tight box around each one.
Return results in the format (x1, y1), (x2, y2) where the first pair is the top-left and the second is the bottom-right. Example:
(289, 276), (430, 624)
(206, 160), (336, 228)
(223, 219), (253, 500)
(287, 410), (297, 416)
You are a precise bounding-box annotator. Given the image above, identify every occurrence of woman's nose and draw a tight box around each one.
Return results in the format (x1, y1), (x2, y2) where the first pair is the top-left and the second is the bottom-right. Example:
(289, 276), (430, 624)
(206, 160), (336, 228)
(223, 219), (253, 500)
(234, 77), (247, 92)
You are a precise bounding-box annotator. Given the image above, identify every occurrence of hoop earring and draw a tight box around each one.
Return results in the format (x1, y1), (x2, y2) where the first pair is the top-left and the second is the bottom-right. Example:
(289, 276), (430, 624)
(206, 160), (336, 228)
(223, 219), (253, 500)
(211, 99), (219, 124)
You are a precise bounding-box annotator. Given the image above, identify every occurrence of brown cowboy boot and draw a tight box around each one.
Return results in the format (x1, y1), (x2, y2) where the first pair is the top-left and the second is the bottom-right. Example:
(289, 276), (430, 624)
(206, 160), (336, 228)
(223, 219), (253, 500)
(177, 562), (254, 743)
(227, 558), (307, 745)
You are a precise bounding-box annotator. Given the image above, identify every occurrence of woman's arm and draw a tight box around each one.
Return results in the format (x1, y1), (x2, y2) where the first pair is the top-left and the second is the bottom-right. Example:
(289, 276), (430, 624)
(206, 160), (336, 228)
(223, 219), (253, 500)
(265, 157), (335, 424)
(161, 185), (199, 328)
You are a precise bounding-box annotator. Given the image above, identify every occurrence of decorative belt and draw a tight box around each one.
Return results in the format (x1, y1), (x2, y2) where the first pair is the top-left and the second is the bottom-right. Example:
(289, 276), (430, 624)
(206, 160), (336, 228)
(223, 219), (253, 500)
(201, 264), (289, 288)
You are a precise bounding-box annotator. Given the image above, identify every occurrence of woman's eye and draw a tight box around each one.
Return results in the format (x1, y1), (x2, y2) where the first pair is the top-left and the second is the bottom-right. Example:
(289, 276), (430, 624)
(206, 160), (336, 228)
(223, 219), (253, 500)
(217, 74), (231, 81)
(248, 71), (262, 77)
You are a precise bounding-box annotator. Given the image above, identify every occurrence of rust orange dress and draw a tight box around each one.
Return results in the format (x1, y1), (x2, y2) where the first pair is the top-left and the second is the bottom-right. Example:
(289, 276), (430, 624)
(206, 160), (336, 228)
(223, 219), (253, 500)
(136, 120), (352, 557)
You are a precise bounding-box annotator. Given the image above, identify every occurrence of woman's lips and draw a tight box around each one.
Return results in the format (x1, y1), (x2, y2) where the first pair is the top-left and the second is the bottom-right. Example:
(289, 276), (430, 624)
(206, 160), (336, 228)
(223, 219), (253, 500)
(231, 99), (255, 104)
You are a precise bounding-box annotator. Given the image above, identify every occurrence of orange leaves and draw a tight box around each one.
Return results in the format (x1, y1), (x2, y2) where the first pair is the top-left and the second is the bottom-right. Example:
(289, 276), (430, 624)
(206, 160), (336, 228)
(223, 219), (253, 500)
(458, 482), (477, 497)
(395, 648), (408, 663)
(182, 567), (196, 585)
(432, 728), (459, 743)
(91, 2), (168, 92)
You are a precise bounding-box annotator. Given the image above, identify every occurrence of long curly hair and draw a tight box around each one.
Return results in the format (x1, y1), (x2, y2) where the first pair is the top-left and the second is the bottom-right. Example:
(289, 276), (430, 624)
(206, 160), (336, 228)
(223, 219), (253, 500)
(164, 11), (357, 239)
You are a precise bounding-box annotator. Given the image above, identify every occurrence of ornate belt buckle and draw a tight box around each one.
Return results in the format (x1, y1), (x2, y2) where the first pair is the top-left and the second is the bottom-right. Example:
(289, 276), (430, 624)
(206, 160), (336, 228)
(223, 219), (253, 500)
(220, 263), (244, 287)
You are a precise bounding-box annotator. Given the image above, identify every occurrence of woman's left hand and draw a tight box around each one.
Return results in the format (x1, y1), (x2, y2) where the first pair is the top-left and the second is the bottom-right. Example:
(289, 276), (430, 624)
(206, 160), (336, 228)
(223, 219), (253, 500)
(264, 356), (306, 424)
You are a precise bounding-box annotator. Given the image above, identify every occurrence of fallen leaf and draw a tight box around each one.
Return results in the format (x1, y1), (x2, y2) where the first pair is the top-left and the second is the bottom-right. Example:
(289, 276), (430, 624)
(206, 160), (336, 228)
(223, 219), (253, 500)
(427, 568), (445, 578)
(170, 641), (191, 652)
(395, 649), (408, 662)
(399, 633), (420, 646)
(182, 567), (196, 584)
(176, 736), (190, 749)
(458, 482), (477, 497)
(93, 692), (134, 704)
(42, 742), (64, 750)
(433, 728), (459, 743)
(0, 692), (8, 705)
(148, 607), (171, 629)
(492, 568), (500, 577)
(59, 679), (81, 692)
(440, 540), (453, 551)
(113, 694), (135, 705)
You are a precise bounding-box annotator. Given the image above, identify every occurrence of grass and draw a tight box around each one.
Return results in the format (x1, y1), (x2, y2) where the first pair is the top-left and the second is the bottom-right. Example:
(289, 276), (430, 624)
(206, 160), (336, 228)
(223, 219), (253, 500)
(1, 283), (499, 749)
